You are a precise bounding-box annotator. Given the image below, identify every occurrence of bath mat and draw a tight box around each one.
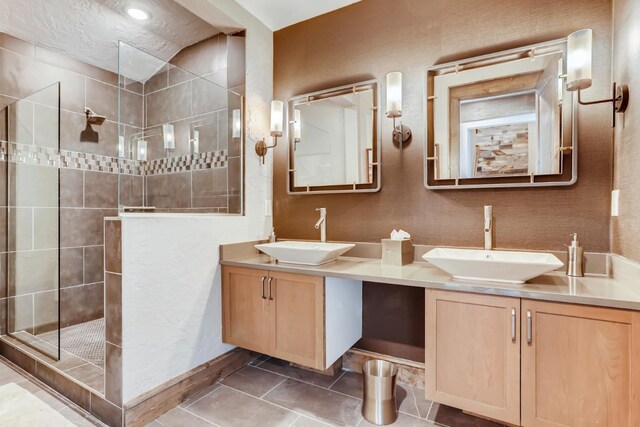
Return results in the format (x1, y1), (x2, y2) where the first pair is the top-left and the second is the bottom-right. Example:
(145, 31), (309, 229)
(0, 382), (74, 426)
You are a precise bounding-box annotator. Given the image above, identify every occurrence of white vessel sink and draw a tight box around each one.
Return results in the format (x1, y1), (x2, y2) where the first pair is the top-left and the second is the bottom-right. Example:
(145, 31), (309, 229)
(255, 241), (356, 265)
(423, 248), (564, 284)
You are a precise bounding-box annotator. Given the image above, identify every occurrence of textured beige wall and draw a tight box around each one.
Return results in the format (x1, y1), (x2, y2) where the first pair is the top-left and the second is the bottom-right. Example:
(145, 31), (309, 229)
(274, 0), (613, 253)
(612, 0), (640, 262)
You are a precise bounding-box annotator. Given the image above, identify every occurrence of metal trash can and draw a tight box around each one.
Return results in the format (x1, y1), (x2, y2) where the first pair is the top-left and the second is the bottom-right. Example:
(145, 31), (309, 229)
(362, 360), (398, 425)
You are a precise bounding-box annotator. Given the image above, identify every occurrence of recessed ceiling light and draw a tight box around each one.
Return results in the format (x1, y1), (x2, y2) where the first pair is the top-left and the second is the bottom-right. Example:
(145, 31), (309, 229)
(127, 8), (149, 21)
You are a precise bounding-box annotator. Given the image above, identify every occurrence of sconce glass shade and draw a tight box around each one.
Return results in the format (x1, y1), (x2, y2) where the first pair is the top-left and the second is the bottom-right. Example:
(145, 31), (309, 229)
(566, 29), (593, 91)
(270, 100), (283, 137)
(192, 130), (200, 155)
(162, 123), (175, 150)
(118, 135), (126, 158)
(386, 71), (403, 118)
(293, 109), (301, 140)
(232, 109), (241, 139)
(137, 140), (147, 161)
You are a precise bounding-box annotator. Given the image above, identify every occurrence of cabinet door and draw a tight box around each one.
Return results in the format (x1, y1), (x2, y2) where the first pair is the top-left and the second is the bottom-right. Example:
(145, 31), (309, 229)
(269, 271), (325, 370)
(521, 300), (640, 427)
(222, 266), (270, 353)
(426, 290), (521, 425)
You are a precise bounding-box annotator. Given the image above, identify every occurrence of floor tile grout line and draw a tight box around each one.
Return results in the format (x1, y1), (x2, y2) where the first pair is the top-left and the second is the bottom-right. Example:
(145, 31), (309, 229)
(252, 362), (427, 414)
(425, 401), (435, 422)
(258, 376), (288, 399)
(254, 362), (432, 418)
(286, 414), (301, 427)
(217, 383), (350, 426)
(251, 355), (270, 367)
(409, 383), (424, 419)
(57, 406), (107, 427)
(327, 369), (346, 389)
(181, 383), (223, 409)
(252, 363), (350, 395)
(296, 414), (337, 427)
(268, 372), (365, 403)
(175, 406), (222, 427)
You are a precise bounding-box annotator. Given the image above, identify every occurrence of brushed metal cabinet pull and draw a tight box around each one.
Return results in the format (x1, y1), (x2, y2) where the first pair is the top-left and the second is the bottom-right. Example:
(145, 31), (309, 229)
(268, 277), (274, 300)
(261, 276), (267, 299)
(527, 310), (533, 344)
(511, 308), (516, 341)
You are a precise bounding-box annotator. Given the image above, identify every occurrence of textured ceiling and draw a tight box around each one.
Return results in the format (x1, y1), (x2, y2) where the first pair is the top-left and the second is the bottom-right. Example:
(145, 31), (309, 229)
(233, 0), (360, 31)
(0, 0), (220, 78)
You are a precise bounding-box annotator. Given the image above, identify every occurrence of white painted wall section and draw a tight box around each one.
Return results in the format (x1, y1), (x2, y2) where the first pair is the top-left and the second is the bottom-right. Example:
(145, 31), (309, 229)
(325, 277), (362, 368)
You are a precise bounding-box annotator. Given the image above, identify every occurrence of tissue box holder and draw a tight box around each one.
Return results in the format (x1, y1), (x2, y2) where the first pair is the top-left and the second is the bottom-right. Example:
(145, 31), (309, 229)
(381, 239), (414, 266)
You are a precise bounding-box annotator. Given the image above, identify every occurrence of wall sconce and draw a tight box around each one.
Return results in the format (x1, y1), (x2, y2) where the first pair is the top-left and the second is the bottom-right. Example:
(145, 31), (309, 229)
(162, 123), (175, 151)
(293, 109), (301, 150)
(566, 28), (629, 127)
(232, 109), (241, 139)
(255, 100), (283, 164)
(137, 139), (147, 161)
(386, 71), (412, 149)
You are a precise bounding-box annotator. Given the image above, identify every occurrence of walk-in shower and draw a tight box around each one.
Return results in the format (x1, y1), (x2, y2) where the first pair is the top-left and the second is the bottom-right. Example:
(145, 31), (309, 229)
(2, 35), (245, 398)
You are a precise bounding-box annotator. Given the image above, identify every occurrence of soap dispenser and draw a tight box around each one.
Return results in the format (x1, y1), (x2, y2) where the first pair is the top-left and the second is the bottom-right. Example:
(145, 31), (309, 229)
(566, 233), (584, 277)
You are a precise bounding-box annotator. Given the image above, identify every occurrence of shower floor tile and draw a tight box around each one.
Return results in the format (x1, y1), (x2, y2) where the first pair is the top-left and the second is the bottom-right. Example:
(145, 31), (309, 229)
(38, 318), (105, 368)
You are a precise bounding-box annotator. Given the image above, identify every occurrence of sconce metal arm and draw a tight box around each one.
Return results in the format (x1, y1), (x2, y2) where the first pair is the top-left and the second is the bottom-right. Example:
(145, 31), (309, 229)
(255, 136), (279, 164)
(576, 82), (629, 127)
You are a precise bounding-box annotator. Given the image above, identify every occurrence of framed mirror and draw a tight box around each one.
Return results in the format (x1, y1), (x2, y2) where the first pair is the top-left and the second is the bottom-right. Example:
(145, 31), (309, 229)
(287, 80), (380, 194)
(425, 38), (577, 189)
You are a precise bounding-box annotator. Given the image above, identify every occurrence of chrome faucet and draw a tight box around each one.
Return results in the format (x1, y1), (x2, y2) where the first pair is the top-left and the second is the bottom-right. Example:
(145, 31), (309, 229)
(314, 208), (327, 242)
(484, 205), (493, 250)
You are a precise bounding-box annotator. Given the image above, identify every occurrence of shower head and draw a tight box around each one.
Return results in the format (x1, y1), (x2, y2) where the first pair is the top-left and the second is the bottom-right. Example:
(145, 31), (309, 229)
(84, 108), (106, 126)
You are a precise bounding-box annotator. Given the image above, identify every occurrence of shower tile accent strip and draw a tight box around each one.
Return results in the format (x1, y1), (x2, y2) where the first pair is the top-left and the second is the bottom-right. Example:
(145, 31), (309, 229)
(144, 150), (227, 175)
(2, 141), (228, 176)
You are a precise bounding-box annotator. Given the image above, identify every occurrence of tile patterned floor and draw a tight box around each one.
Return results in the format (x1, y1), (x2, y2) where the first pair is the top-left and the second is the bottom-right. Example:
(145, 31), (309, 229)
(155, 356), (507, 427)
(0, 353), (508, 427)
(0, 356), (105, 426)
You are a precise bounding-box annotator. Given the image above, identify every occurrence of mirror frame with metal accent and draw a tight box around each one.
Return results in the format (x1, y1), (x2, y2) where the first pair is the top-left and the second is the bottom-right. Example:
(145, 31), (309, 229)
(287, 80), (381, 195)
(424, 38), (577, 190)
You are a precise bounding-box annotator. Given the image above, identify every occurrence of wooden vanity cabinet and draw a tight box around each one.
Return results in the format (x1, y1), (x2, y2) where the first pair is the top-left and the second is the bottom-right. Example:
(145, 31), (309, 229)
(521, 300), (640, 427)
(425, 290), (521, 425)
(222, 266), (271, 353)
(222, 266), (362, 371)
(426, 289), (640, 427)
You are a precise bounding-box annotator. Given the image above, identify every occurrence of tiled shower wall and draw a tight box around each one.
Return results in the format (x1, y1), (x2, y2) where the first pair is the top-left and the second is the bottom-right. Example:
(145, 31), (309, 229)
(141, 34), (245, 213)
(0, 32), (143, 335)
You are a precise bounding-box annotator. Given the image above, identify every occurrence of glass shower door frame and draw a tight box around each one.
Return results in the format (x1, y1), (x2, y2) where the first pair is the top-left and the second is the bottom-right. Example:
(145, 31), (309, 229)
(6, 82), (61, 361)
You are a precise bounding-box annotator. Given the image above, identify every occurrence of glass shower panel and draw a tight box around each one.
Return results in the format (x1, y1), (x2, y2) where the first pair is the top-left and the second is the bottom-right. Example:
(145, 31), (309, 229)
(117, 41), (244, 214)
(6, 82), (61, 360)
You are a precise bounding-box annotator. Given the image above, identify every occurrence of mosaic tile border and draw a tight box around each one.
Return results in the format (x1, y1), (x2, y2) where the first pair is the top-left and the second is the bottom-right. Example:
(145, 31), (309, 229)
(1, 142), (228, 176)
(144, 150), (227, 175)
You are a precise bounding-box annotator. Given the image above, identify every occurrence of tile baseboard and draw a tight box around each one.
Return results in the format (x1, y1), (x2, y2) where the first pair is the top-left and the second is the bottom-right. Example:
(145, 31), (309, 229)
(123, 348), (255, 427)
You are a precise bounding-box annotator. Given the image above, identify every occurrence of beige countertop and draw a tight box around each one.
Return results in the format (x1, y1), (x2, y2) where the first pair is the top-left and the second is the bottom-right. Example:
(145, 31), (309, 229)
(220, 244), (640, 311)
